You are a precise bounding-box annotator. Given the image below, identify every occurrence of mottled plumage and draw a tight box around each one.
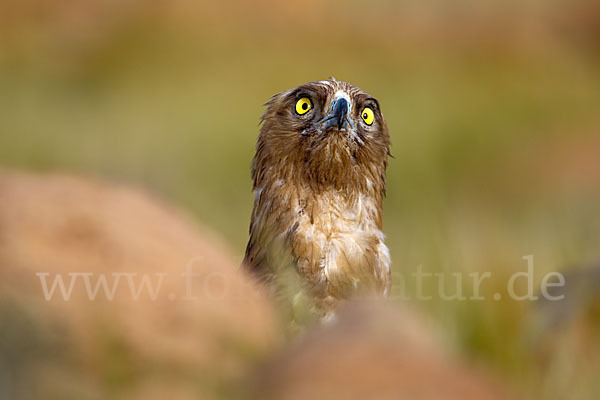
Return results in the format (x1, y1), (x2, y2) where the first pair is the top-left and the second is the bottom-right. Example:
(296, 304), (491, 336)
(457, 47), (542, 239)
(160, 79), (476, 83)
(243, 78), (391, 318)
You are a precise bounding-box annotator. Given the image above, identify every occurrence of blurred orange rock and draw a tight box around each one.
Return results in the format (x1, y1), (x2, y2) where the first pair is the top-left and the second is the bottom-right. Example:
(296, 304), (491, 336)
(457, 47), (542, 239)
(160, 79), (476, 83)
(0, 170), (277, 400)
(252, 301), (512, 400)
(0, 170), (516, 400)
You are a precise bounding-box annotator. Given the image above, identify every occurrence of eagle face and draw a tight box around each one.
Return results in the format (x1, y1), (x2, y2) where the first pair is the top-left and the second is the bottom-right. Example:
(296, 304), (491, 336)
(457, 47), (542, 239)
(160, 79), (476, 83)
(256, 79), (390, 190)
(245, 79), (391, 319)
(276, 80), (382, 144)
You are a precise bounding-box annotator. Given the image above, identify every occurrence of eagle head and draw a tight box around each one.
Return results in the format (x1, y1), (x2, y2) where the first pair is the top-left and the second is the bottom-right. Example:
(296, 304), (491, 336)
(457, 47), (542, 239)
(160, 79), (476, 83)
(253, 78), (390, 192)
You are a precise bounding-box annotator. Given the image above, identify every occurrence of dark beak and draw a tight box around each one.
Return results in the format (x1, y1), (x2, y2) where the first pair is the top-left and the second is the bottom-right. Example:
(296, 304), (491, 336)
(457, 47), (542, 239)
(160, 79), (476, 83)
(324, 98), (349, 131)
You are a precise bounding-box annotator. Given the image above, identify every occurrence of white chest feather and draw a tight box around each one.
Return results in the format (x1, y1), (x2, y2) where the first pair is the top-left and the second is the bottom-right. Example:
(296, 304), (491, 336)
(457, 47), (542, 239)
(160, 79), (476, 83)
(291, 190), (391, 297)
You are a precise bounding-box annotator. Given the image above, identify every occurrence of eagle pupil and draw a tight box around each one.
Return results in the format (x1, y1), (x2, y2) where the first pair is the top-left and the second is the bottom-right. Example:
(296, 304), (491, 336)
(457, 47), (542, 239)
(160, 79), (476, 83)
(302, 103), (308, 110)
(363, 113), (368, 119)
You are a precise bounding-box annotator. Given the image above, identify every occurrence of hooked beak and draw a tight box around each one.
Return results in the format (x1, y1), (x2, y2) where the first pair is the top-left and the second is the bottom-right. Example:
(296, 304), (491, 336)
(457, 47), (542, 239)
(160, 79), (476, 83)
(323, 97), (350, 131)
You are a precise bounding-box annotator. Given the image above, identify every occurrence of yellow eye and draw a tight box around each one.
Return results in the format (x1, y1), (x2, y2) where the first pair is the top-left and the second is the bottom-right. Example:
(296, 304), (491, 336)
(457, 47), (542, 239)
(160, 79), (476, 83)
(361, 107), (375, 125)
(295, 97), (312, 115)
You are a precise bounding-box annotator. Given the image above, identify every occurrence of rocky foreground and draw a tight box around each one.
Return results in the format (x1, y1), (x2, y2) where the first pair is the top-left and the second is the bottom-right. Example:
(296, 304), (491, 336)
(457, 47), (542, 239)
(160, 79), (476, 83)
(0, 170), (510, 400)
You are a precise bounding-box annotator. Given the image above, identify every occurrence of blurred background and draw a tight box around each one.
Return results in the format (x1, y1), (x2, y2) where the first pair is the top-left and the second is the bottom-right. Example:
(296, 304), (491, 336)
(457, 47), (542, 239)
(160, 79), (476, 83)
(1, 0), (600, 399)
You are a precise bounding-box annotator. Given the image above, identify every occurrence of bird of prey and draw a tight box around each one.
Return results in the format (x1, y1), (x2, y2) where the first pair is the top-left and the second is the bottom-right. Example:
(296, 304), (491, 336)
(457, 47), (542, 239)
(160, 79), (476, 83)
(243, 78), (391, 320)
